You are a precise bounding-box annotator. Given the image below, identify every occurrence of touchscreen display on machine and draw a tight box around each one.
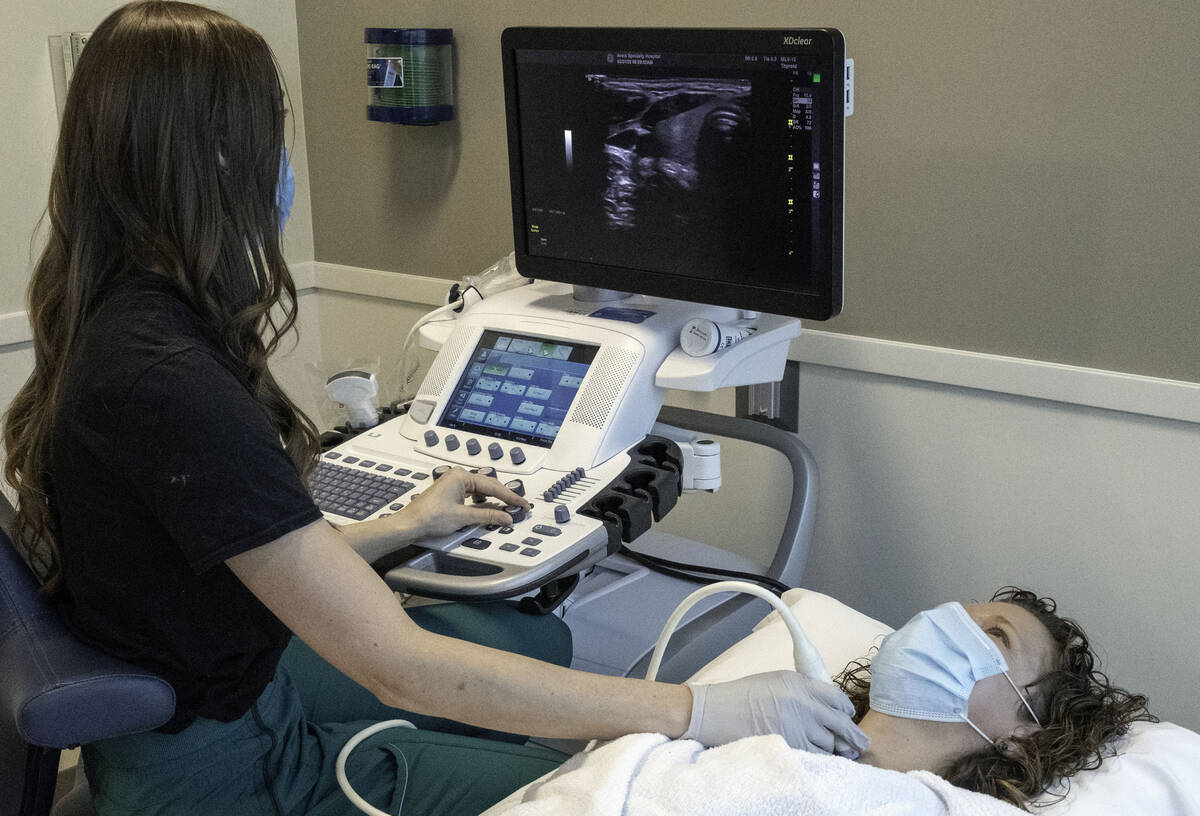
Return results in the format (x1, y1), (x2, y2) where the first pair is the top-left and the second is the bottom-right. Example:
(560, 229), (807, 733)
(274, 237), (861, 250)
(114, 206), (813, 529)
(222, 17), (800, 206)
(439, 330), (600, 448)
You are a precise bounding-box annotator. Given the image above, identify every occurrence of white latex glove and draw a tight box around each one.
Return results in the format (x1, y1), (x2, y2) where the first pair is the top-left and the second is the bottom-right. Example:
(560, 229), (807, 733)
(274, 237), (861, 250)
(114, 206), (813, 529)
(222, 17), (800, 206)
(683, 670), (870, 757)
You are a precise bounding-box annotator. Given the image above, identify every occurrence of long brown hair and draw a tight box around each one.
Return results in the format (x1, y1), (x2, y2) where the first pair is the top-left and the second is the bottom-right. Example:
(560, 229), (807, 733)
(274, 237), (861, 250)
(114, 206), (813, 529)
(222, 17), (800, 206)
(3, 1), (319, 587)
(836, 587), (1155, 810)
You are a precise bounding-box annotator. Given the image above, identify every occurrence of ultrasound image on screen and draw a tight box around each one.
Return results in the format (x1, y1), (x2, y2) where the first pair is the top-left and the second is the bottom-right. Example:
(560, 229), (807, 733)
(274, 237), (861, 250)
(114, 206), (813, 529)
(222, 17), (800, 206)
(593, 76), (753, 238)
(515, 51), (822, 296)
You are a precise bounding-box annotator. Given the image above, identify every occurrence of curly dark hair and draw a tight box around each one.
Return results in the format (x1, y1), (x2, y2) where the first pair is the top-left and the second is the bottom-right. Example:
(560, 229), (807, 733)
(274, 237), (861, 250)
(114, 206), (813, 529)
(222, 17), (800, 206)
(835, 587), (1155, 810)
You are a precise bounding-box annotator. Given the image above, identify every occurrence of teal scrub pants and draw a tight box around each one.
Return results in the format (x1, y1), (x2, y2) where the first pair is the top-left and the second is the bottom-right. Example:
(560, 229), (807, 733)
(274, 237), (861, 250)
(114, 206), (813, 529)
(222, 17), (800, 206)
(82, 602), (572, 816)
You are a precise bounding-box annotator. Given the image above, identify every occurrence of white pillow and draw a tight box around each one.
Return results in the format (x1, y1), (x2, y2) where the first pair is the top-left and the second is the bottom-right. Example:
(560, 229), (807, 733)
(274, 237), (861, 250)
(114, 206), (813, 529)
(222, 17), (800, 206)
(1030, 720), (1200, 814)
(687, 588), (1200, 815)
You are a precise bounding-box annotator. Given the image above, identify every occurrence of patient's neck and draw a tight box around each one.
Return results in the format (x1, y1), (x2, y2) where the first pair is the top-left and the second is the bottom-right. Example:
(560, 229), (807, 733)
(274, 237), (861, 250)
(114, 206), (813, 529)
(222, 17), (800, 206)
(855, 709), (982, 774)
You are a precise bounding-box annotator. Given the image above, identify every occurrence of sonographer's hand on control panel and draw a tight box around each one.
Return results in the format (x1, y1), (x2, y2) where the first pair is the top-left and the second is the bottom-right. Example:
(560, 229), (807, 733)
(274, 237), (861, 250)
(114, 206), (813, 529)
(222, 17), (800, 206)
(683, 670), (869, 757)
(403, 467), (531, 538)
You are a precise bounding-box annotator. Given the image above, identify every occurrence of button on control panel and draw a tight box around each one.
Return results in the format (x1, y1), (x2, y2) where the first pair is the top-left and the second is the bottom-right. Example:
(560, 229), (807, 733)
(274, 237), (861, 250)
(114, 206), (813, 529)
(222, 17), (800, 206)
(404, 426), (554, 476)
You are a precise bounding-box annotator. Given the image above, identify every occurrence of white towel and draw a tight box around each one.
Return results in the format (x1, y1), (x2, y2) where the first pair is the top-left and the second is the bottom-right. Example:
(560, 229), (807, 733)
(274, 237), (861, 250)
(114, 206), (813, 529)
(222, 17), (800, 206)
(483, 733), (1027, 816)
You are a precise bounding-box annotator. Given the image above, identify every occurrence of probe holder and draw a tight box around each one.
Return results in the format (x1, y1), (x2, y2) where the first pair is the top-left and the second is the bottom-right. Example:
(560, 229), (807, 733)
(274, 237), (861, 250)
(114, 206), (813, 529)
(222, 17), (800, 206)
(578, 435), (683, 545)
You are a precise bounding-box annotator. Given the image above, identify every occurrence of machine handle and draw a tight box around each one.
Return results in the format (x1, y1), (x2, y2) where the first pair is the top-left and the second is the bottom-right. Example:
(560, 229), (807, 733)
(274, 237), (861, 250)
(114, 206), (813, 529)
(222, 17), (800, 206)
(379, 548), (591, 602)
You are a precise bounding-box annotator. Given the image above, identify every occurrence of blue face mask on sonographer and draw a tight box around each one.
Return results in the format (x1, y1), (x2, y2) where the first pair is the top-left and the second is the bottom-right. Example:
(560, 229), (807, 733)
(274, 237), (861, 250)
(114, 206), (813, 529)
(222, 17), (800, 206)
(277, 147), (295, 231)
(868, 601), (1041, 745)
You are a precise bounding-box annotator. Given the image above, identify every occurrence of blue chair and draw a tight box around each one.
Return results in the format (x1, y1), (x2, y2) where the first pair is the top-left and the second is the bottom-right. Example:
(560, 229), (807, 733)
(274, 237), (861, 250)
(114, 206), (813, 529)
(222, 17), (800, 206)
(1, 494), (175, 816)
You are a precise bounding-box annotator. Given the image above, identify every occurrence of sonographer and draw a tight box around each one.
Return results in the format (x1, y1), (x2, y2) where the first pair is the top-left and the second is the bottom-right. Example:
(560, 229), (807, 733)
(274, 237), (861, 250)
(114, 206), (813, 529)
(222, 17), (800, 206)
(1, 4), (868, 815)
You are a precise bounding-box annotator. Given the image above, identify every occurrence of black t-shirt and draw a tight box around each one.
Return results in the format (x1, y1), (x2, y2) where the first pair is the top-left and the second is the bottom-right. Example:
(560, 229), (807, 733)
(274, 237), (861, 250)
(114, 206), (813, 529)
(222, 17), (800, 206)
(49, 283), (323, 732)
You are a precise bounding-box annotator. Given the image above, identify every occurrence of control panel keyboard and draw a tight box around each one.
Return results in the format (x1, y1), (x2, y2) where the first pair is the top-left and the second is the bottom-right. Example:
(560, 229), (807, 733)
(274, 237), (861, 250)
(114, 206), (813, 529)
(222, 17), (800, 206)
(309, 435), (620, 599)
(310, 460), (415, 521)
(311, 417), (683, 601)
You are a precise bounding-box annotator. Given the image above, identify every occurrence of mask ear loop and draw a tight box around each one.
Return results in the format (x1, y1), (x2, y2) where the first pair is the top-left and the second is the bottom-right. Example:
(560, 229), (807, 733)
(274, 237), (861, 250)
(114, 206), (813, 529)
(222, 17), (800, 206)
(960, 713), (995, 745)
(961, 673), (1041, 747)
(1002, 671), (1043, 726)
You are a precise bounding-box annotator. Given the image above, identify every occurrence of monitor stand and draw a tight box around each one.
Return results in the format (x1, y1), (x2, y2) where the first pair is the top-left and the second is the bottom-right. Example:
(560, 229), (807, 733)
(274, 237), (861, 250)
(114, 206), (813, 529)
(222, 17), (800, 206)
(571, 285), (630, 303)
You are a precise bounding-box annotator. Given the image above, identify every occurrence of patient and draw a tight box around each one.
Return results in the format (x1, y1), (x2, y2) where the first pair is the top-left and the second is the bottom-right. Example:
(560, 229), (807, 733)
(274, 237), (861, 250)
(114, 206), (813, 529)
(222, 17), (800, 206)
(835, 586), (1154, 808)
(483, 587), (1158, 815)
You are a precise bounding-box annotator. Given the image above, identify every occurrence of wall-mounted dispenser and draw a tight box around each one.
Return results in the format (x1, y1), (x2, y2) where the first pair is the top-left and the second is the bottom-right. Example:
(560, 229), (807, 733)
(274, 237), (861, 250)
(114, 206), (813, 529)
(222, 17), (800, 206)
(366, 28), (454, 125)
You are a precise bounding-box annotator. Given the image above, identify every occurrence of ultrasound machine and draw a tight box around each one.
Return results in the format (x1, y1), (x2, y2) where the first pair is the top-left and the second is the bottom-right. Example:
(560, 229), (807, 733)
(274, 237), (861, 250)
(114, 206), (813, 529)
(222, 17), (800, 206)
(313, 27), (852, 683)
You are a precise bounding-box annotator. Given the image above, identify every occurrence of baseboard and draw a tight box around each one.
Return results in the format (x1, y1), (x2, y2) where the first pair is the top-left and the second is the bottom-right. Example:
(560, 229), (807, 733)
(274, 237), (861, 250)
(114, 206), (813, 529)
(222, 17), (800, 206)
(0, 310), (30, 347)
(791, 330), (1200, 425)
(304, 261), (449, 306)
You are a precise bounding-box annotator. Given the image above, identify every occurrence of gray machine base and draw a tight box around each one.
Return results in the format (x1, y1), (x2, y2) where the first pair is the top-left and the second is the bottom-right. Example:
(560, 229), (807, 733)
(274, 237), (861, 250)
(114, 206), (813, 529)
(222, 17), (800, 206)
(559, 405), (820, 685)
(559, 530), (774, 683)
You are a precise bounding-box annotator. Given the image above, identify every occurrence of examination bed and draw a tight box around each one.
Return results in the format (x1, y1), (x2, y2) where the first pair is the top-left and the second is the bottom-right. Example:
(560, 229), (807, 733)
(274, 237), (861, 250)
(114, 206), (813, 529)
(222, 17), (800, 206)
(486, 588), (1200, 815)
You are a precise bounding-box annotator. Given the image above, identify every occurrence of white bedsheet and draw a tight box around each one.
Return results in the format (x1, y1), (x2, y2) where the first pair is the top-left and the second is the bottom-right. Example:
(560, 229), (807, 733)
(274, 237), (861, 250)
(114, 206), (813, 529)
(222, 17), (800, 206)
(482, 732), (1025, 816)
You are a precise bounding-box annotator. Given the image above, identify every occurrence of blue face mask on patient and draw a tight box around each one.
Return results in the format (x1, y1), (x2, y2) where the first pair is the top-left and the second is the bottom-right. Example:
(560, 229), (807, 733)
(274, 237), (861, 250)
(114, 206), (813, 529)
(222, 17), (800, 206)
(276, 147), (295, 231)
(869, 601), (1042, 745)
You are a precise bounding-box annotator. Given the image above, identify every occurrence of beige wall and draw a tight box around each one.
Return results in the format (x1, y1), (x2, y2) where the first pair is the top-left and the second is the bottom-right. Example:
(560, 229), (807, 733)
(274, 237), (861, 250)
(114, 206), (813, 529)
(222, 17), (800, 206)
(0, 0), (316, 318)
(296, 0), (1200, 383)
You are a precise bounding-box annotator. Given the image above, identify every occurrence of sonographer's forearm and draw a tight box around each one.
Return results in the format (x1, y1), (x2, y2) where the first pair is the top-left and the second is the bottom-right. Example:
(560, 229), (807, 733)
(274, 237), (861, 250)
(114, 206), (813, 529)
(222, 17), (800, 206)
(379, 628), (694, 740)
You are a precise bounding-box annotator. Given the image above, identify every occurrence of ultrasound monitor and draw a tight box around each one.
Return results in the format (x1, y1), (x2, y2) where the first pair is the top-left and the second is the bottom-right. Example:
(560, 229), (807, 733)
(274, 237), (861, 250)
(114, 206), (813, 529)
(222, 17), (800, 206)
(502, 27), (846, 320)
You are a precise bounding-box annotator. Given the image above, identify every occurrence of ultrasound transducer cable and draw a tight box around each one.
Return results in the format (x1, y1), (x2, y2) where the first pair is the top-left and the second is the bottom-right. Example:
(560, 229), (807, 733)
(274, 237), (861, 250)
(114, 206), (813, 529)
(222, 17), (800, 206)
(644, 580), (830, 683)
